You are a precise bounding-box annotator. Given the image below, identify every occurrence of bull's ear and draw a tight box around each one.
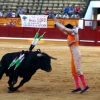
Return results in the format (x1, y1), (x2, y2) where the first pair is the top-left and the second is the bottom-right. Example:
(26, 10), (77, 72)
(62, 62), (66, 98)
(37, 53), (43, 57)
(37, 49), (41, 52)
(49, 56), (57, 60)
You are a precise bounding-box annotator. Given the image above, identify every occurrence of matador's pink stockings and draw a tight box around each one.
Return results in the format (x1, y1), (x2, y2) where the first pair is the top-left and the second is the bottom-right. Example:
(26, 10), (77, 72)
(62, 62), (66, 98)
(79, 75), (87, 89)
(73, 76), (80, 89)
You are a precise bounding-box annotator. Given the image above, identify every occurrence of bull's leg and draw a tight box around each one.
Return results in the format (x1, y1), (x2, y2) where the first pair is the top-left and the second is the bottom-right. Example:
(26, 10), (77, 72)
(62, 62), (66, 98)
(8, 76), (13, 86)
(7, 69), (18, 92)
(12, 76), (31, 91)
(13, 69), (18, 84)
(7, 76), (15, 92)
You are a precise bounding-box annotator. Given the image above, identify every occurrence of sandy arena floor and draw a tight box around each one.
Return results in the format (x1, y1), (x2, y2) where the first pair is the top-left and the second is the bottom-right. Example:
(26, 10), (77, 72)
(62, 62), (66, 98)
(0, 40), (100, 100)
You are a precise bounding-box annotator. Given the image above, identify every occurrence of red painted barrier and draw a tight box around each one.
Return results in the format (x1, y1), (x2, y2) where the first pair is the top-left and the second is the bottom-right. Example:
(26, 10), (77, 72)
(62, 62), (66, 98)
(0, 26), (100, 46)
(9, 27), (24, 37)
(23, 27), (35, 38)
(0, 27), (67, 39)
(79, 26), (100, 46)
(0, 27), (9, 37)
(96, 26), (100, 46)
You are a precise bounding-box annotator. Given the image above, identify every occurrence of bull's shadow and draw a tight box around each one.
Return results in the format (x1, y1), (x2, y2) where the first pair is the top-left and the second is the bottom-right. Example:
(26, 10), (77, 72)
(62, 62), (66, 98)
(0, 49), (57, 92)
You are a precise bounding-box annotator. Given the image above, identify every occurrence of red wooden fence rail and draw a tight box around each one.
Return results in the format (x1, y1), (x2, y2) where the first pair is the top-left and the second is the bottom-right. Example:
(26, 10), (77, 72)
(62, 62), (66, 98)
(0, 27), (67, 39)
(0, 26), (100, 46)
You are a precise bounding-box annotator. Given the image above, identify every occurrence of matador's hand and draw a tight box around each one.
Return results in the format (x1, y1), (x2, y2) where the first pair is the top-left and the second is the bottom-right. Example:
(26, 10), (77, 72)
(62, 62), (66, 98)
(67, 41), (71, 47)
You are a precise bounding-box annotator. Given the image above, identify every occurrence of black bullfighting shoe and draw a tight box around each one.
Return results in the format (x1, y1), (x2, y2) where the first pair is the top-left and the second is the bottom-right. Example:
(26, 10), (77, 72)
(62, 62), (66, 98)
(80, 86), (89, 94)
(71, 87), (81, 93)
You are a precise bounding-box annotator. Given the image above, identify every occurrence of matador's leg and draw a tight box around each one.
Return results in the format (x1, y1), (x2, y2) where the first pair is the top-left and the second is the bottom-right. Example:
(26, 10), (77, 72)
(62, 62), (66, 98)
(70, 46), (83, 76)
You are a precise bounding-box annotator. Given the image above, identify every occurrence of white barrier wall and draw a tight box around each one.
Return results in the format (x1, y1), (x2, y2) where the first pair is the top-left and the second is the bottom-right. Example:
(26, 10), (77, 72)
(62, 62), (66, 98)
(84, 1), (100, 19)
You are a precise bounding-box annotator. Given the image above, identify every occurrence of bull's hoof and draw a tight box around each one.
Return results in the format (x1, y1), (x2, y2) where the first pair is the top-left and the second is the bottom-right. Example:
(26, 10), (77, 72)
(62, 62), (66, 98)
(12, 87), (18, 91)
(7, 87), (13, 93)
(7, 87), (18, 92)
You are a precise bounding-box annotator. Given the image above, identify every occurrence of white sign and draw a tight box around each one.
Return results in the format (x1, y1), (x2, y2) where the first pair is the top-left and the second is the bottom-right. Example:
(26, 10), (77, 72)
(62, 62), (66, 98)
(20, 15), (48, 28)
(78, 19), (83, 29)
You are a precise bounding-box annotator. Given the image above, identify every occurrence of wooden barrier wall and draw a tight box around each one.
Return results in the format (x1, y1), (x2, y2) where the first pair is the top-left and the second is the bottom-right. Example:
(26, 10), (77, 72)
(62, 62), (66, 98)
(79, 26), (100, 46)
(0, 26), (100, 46)
(0, 27), (67, 39)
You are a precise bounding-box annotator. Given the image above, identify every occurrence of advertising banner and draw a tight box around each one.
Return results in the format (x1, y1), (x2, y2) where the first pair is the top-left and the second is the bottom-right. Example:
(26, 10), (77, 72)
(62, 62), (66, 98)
(20, 15), (48, 28)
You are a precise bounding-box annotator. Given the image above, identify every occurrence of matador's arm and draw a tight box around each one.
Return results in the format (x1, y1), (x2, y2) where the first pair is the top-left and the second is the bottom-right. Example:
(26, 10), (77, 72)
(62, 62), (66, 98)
(54, 17), (73, 34)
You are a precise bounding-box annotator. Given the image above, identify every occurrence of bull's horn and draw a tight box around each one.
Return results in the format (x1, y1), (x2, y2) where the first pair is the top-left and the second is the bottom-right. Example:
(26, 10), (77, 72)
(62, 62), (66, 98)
(49, 56), (57, 60)
(37, 53), (57, 60)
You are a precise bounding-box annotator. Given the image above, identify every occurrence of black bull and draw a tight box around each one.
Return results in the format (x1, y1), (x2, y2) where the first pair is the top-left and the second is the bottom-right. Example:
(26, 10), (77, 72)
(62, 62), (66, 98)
(0, 49), (57, 92)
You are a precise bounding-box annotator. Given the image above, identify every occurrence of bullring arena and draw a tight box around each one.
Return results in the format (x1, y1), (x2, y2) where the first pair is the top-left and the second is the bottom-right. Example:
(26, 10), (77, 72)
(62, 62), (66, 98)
(0, 38), (100, 100)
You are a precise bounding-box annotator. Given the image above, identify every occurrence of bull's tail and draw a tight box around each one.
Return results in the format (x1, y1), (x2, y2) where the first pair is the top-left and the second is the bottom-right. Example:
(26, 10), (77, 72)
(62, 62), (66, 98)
(0, 61), (5, 80)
